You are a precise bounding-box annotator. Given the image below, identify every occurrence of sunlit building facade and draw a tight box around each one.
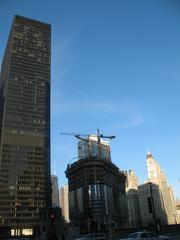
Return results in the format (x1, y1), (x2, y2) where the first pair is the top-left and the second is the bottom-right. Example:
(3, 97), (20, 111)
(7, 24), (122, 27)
(78, 135), (111, 161)
(125, 170), (142, 228)
(175, 200), (180, 224)
(146, 152), (177, 224)
(138, 182), (167, 227)
(59, 185), (70, 222)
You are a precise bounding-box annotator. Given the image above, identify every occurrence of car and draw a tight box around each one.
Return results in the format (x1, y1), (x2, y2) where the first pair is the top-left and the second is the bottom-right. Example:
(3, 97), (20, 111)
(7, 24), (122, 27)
(76, 232), (106, 240)
(119, 231), (171, 240)
(7, 238), (31, 240)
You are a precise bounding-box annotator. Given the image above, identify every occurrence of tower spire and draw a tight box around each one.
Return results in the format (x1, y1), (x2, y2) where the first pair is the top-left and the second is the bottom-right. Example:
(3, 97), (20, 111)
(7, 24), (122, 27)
(146, 149), (153, 158)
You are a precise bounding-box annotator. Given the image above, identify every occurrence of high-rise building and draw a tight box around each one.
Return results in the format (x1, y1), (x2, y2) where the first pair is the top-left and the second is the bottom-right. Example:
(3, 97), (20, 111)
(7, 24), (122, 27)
(59, 185), (69, 222)
(125, 170), (141, 228)
(0, 15), (51, 232)
(66, 157), (128, 233)
(125, 170), (139, 189)
(51, 175), (60, 208)
(168, 186), (179, 224)
(138, 182), (167, 227)
(78, 135), (111, 161)
(146, 152), (177, 224)
(175, 200), (180, 224)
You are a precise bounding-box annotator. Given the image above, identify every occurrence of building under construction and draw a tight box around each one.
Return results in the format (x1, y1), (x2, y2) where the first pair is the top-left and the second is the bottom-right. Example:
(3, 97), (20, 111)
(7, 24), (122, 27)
(65, 132), (128, 233)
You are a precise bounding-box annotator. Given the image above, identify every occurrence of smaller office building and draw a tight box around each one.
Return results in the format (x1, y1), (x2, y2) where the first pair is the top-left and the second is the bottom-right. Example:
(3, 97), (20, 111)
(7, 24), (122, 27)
(138, 182), (167, 227)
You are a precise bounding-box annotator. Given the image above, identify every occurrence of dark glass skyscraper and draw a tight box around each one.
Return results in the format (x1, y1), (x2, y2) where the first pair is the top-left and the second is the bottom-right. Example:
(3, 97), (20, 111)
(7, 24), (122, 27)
(0, 15), (51, 230)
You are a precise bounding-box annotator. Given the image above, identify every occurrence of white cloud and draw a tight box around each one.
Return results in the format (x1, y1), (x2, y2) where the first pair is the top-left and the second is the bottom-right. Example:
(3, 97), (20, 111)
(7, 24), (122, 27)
(113, 115), (143, 129)
(52, 99), (144, 129)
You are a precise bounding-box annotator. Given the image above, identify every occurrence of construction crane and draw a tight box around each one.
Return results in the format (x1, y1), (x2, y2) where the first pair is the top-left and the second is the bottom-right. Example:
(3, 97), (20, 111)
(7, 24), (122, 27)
(60, 129), (115, 160)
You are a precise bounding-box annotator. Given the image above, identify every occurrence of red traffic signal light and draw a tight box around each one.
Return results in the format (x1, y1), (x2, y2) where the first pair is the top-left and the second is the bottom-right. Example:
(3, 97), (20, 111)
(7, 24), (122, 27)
(15, 202), (21, 210)
(49, 213), (55, 226)
(50, 213), (55, 220)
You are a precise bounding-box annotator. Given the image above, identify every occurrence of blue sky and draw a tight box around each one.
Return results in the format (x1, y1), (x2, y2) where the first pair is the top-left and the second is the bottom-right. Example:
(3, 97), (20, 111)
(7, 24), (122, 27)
(0, 0), (180, 198)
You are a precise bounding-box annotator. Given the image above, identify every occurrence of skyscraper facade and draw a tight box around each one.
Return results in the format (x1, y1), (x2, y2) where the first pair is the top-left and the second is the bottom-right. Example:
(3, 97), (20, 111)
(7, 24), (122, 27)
(59, 185), (70, 223)
(138, 182), (167, 227)
(125, 170), (142, 228)
(51, 175), (60, 208)
(0, 15), (51, 231)
(78, 135), (111, 161)
(125, 170), (139, 189)
(175, 200), (180, 224)
(146, 152), (177, 224)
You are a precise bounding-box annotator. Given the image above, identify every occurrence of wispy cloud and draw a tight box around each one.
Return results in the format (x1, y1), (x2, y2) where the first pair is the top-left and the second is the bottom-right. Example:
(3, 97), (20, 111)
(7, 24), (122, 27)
(51, 35), (144, 129)
(51, 28), (82, 101)
(52, 99), (144, 129)
(53, 99), (137, 112)
(111, 114), (143, 129)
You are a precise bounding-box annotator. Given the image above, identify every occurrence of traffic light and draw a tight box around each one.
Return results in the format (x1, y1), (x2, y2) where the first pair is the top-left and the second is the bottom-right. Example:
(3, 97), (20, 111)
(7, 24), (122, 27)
(147, 197), (153, 213)
(50, 213), (55, 220)
(15, 201), (21, 210)
(49, 212), (55, 226)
